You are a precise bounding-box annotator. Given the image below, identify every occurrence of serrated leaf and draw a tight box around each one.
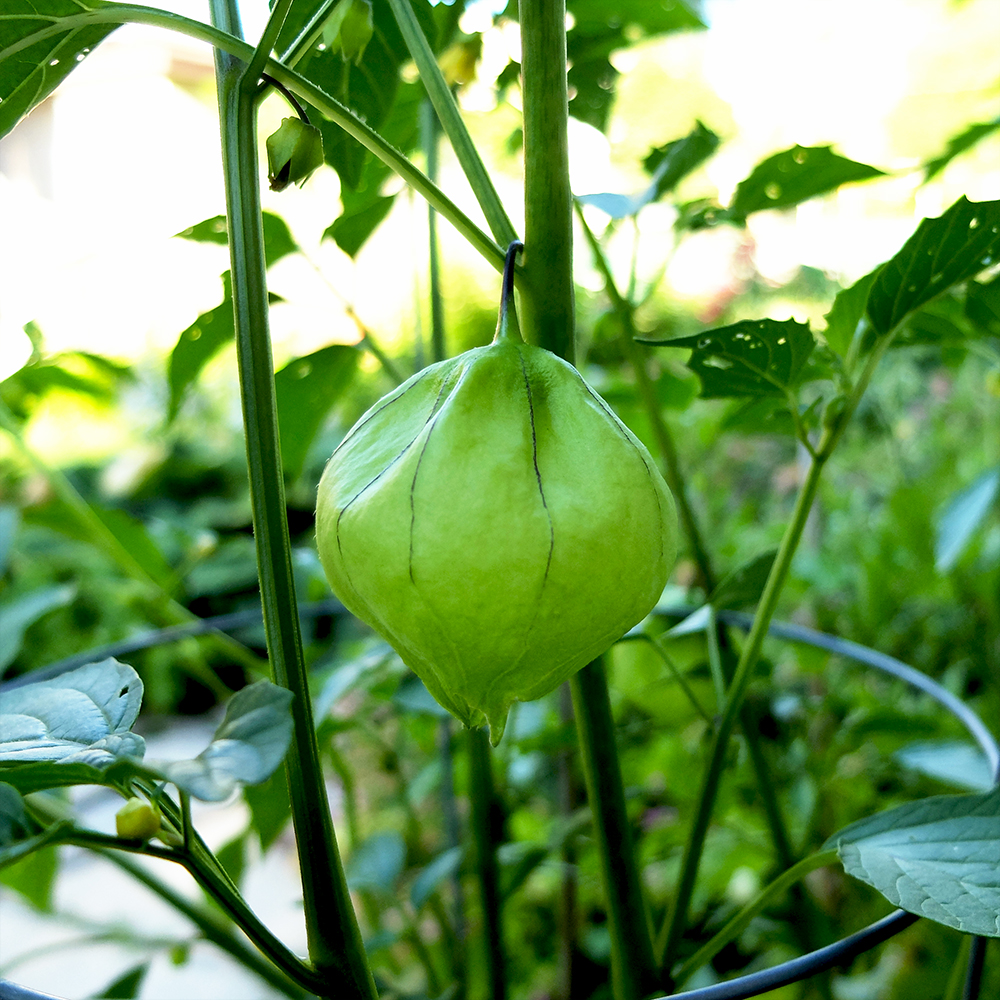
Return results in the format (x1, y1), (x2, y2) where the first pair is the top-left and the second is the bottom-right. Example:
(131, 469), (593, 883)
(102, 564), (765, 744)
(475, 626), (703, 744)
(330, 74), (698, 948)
(866, 197), (1000, 336)
(0, 0), (118, 141)
(640, 319), (815, 399)
(0, 659), (145, 767)
(895, 742), (994, 793)
(150, 681), (293, 801)
(346, 830), (406, 893)
(0, 584), (75, 673)
(728, 145), (885, 222)
(709, 550), (777, 610)
(825, 788), (1000, 937)
(923, 116), (1000, 182)
(934, 466), (1000, 572)
(411, 845), (462, 910)
(276, 344), (359, 479)
(822, 267), (881, 358)
(174, 212), (300, 269)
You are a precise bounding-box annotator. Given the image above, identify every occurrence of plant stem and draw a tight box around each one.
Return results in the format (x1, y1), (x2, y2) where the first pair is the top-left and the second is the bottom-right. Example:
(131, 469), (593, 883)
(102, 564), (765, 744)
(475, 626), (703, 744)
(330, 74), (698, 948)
(421, 98), (447, 365)
(468, 726), (506, 1000)
(570, 657), (658, 1000)
(3, 5), (506, 274)
(575, 204), (714, 592)
(208, 2), (375, 996)
(656, 337), (896, 977)
(671, 850), (837, 989)
(387, 0), (517, 247)
(519, 0), (574, 359)
(98, 850), (308, 999)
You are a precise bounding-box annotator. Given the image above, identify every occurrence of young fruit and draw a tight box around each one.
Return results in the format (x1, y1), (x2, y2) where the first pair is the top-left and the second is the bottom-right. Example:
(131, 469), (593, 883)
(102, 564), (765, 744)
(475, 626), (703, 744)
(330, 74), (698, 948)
(115, 797), (161, 841)
(316, 243), (677, 742)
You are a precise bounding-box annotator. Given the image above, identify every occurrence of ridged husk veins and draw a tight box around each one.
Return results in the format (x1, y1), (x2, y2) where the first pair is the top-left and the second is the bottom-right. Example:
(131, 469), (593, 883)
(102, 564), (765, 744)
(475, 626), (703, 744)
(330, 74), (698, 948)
(316, 289), (676, 744)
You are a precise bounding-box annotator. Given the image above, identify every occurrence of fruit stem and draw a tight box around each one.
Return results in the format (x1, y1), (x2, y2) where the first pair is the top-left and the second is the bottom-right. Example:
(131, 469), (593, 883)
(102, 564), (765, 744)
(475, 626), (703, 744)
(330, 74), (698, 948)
(493, 240), (525, 344)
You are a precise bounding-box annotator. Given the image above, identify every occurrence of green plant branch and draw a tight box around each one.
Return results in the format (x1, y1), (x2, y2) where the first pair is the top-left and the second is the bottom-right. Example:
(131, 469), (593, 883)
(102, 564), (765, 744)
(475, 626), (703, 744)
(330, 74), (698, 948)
(570, 659), (658, 1000)
(575, 202), (715, 593)
(241, 0), (293, 93)
(655, 334), (897, 977)
(278, 0), (336, 67)
(208, 0), (375, 995)
(387, 0), (517, 248)
(519, 0), (574, 358)
(468, 726), (506, 1000)
(97, 850), (308, 999)
(670, 850), (837, 989)
(422, 97), (447, 365)
(1, 4), (506, 275)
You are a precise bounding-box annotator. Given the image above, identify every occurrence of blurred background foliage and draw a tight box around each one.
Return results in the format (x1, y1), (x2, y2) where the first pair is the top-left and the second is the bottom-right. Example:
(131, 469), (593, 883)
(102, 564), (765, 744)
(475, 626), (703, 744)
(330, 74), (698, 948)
(0, 0), (998, 997)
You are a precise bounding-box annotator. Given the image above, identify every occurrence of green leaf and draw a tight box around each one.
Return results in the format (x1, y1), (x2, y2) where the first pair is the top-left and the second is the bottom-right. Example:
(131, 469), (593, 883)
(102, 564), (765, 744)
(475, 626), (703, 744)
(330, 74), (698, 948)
(411, 845), (462, 910)
(923, 116), (1000, 182)
(149, 681), (293, 801)
(0, 584), (75, 673)
(0, 782), (30, 846)
(965, 273), (1000, 337)
(934, 466), (1000, 572)
(0, 0), (118, 141)
(640, 318), (815, 399)
(822, 267), (881, 358)
(643, 120), (721, 200)
(866, 197), (1000, 336)
(895, 742), (995, 793)
(244, 764), (291, 851)
(709, 550), (778, 610)
(0, 842), (58, 911)
(0, 659), (145, 766)
(825, 788), (1000, 937)
(174, 212), (300, 269)
(321, 80), (423, 256)
(728, 145), (885, 222)
(275, 344), (359, 479)
(93, 962), (150, 999)
(0, 759), (112, 795)
(346, 830), (406, 893)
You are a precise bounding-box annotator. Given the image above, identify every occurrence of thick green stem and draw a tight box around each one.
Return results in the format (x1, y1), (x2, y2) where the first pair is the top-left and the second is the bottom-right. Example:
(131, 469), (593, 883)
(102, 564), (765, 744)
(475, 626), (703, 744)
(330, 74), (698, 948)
(468, 726), (506, 1000)
(570, 658), (658, 1000)
(519, 0), (574, 359)
(208, 2), (374, 996)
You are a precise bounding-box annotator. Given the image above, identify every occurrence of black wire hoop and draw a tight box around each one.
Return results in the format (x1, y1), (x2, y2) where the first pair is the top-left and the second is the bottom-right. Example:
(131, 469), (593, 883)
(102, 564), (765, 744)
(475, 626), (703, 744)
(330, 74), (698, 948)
(2, 602), (996, 1000)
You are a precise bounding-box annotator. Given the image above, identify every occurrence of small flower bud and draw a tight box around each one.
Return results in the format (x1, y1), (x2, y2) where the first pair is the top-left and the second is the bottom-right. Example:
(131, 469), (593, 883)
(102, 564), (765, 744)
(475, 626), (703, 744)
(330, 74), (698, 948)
(266, 118), (324, 192)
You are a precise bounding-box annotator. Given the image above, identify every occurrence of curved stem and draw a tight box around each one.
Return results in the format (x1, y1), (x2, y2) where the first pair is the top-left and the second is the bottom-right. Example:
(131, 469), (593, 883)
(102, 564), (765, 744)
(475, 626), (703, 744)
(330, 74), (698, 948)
(208, 2), (375, 996)
(386, 0), (518, 247)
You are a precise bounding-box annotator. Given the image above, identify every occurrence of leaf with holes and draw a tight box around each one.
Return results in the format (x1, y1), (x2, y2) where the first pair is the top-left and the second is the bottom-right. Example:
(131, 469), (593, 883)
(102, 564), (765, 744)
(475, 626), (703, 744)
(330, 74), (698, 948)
(639, 319), (815, 399)
(866, 197), (1000, 336)
(0, 659), (145, 768)
(0, 1), (119, 141)
(728, 145), (884, 222)
(825, 788), (1000, 937)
